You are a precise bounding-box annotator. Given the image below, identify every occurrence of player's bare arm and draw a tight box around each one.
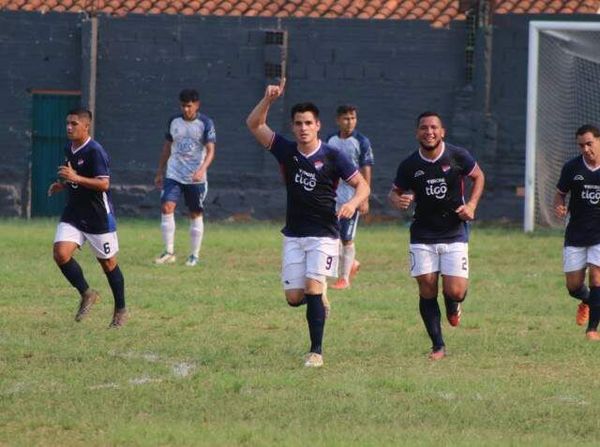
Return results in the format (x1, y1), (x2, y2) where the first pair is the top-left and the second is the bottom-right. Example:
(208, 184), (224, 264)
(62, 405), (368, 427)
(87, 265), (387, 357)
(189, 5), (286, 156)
(388, 186), (414, 211)
(358, 165), (372, 214)
(338, 173), (370, 219)
(47, 181), (66, 196)
(554, 190), (568, 218)
(57, 162), (110, 192)
(154, 141), (172, 189)
(246, 78), (286, 148)
(456, 164), (485, 221)
(192, 141), (215, 183)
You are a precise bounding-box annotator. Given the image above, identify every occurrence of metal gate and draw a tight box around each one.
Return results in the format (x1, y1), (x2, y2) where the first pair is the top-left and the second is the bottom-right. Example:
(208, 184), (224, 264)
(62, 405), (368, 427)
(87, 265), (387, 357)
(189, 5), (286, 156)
(31, 93), (80, 216)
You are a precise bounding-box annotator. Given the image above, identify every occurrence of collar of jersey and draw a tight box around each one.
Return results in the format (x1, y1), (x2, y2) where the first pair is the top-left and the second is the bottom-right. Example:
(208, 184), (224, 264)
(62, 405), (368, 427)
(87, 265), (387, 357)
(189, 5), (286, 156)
(418, 142), (445, 164)
(298, 140), (322, 159)
(71, 137), (92, 154)
(582, 156), (600, 172)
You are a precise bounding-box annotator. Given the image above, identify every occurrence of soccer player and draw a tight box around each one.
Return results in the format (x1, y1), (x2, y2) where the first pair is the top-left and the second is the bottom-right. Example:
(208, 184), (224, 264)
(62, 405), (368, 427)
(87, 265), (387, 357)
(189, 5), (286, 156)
(554, 124), (600, 340)
(388, 111), (484, 360)
(154, 89), (216, 267)
(326, 105), (374, 290)
(246, 78), (370, 368)
(48, 108), (127, 328)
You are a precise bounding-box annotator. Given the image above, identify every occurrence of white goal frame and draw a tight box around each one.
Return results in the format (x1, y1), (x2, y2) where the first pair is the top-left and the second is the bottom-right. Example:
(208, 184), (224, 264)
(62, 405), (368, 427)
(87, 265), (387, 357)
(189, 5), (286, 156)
(524, 21), (600, 232)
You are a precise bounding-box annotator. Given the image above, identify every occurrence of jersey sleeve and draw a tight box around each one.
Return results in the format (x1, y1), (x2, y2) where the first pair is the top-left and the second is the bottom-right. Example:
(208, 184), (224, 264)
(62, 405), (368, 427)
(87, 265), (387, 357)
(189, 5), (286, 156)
(457, 147), (477, 176)
(202, 116), (217, 144)
(90, 147), (110, 178)
(335, 149), (359, 182)
(556, 162), (571, 193)
(269, 133), (293, 163)
(358, 136), (375, 167)
(165, 115), (176, 142)
(393, 160), (410, 191)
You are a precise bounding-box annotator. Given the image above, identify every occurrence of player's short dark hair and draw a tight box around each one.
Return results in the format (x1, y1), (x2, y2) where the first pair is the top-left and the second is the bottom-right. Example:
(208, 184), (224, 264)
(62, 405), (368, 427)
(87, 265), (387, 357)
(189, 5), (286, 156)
(416, 111), (443, 127)
(290, 102), (320, 120)
(67, 108), (92, 121)
(179, 89), (200, 103)
(576, 124), (600, 138)
(336, 105), (357, 116)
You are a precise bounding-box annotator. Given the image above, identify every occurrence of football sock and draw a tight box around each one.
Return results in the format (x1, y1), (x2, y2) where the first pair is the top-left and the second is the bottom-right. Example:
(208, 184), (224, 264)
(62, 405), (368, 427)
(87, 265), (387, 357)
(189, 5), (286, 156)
(569, 285), (590, 304)
(306, 294), (325, 354)
(340, 243), (355, 280)
(419, 296), (444, 350)
(443, 291), (466, 315)
(586, 286), (600, 332)
(189, 216), (204, 258)
(105, 265), (126, 310)
(58, 258), (89, 295)
(161, 213), (175, 254)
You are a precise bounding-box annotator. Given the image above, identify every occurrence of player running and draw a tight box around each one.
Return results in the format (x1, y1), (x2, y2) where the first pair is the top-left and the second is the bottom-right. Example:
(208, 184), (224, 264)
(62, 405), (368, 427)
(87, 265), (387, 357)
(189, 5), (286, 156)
(326, 105), (374, 290)
(389, 111), (484, 360)
(554, 124), (600, 340)
(246, 78), (370, 367)
(48, 108), (127, 327)
(154, 89), (216, 267)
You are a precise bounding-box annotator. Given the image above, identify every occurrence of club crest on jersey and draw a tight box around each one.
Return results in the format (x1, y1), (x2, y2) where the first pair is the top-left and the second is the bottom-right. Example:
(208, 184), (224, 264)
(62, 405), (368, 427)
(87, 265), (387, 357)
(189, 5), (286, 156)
(314, 160), (324, 170)
(441, 164), (451, 173)
(574, 175), (584, 181)
(77, 158), (84, 166)
(414, 170), (425, 178)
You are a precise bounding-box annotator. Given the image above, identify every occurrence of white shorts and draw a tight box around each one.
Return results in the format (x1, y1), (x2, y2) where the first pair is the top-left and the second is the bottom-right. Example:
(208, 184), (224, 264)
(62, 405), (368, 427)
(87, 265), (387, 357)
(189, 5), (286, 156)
(563, 244), (600, 272)
(281, 236), (339, 290)
(409, 242), (469, 278)
(54, 222), (119, 260)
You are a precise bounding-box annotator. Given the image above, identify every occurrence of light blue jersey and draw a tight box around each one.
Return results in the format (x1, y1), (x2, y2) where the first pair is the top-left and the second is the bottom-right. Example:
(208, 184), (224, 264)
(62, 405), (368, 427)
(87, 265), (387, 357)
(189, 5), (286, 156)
(165, 113), (216, 184)
(326, 130), (374, 205)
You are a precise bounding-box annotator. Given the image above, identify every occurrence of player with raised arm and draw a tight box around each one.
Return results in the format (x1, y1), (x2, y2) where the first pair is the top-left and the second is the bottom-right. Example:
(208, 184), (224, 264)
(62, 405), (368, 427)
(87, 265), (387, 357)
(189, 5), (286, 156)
(389, 111), (484, 360)
(326, 105), (374, 290)
(246, 78), (370, 367)
(554, 124), (600, 340)
(154, 89), (216, 267)
(48, 108), (127, 327)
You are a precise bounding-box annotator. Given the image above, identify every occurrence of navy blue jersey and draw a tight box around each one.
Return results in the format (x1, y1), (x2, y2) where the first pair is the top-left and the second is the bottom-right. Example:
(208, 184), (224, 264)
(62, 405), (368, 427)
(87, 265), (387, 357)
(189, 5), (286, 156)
(60, 138), (117, 234)
(557, 155), (600, 247)
(269, 133), (358, 238)
(393, 143), (477, 244)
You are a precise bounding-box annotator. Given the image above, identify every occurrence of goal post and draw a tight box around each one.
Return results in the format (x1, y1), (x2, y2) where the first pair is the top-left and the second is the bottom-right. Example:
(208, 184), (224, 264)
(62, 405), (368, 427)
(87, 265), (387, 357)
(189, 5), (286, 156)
(524, 21), (600, 232)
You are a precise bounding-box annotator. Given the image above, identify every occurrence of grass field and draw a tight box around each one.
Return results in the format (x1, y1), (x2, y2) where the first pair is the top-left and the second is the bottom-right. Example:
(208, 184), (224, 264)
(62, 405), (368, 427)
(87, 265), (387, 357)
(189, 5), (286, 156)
(1, 218), (599, 446)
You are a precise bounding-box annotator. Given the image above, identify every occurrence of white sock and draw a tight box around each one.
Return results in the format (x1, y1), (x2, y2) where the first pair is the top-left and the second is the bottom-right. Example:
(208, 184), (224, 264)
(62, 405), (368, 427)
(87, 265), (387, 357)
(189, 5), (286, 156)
(340, 243), (356, 280)
(161, 213), (175, 254)
(189, 216), (204, 258)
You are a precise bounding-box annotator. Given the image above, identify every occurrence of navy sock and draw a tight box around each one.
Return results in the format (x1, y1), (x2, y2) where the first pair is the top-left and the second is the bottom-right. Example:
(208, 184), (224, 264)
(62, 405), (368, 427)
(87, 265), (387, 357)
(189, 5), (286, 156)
(105, 265), (126, 310)
(306, 294), (325, 354)
(444, 291), (466, 315)
(587, 287), (600, 332)
(58, 258), (89, 295)
(568, 285), (590, 304)
(419, 296), (444, 350)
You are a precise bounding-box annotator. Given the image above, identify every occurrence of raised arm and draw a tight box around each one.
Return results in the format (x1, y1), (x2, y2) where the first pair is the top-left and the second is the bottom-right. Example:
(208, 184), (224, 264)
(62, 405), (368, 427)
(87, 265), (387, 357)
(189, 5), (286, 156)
(246, 78), (286, 149)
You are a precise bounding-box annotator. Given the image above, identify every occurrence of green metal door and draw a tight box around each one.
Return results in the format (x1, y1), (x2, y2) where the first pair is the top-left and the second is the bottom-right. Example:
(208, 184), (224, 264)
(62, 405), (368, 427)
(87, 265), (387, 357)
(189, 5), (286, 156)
(31, 93), (81, 216)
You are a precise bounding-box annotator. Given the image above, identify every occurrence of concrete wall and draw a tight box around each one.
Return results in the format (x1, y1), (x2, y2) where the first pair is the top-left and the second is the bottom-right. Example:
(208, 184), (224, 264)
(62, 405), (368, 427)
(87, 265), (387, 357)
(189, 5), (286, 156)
(1, 11), (594, 222)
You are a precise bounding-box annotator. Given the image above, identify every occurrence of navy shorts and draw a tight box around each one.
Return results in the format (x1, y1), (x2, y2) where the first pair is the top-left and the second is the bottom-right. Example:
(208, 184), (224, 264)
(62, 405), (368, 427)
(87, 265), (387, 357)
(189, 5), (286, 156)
(339, 211), (360, 242)
(161, 178), (207, 212)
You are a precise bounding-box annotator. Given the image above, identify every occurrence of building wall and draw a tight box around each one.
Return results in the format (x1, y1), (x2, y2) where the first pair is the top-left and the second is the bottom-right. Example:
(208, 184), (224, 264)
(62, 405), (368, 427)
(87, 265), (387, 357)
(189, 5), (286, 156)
(1, 11), (592, 222)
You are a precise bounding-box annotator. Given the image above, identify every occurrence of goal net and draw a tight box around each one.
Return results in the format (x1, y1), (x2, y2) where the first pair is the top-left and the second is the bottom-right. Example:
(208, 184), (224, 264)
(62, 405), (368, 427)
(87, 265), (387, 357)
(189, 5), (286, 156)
(525, 21), (600, 231)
